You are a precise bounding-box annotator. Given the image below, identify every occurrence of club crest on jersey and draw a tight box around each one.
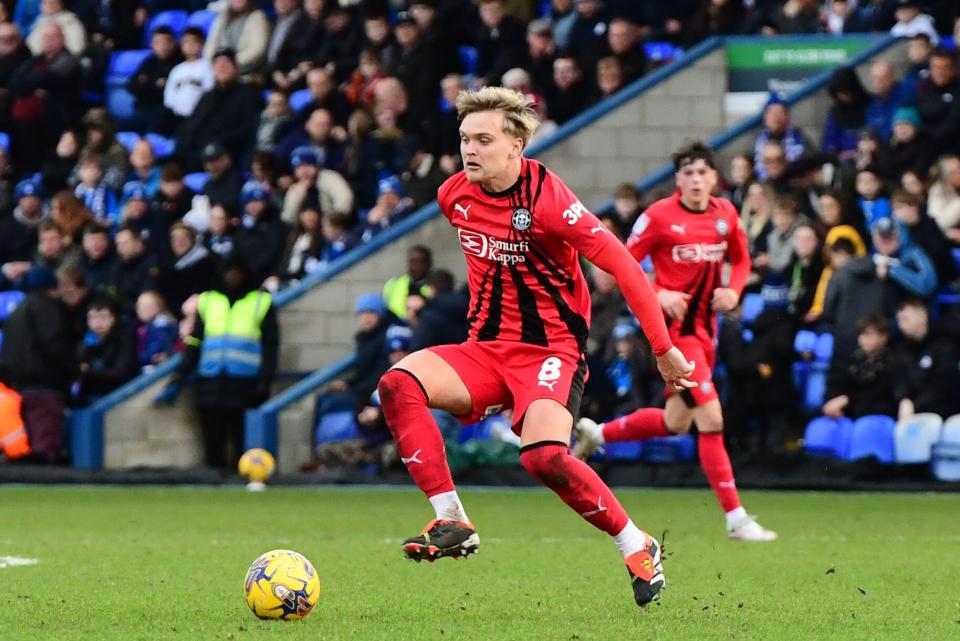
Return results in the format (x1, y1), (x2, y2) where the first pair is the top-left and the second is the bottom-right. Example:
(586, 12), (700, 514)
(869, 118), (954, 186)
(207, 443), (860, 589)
(715, 218), (729, 236)
(512, 207), (532, 231)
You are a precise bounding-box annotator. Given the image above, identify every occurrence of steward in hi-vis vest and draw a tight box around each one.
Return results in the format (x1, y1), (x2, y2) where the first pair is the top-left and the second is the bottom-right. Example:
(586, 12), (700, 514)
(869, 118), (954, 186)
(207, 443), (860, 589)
(158, 257), (278, 469)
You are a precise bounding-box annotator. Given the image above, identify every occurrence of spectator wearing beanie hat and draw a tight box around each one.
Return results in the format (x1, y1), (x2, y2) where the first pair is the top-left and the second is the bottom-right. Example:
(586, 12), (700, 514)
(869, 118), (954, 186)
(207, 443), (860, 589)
(279, 145), (354, 225)
(752, 92), (815, 179)
(874, 106), (934, 181)
(1, 178), (48, 278)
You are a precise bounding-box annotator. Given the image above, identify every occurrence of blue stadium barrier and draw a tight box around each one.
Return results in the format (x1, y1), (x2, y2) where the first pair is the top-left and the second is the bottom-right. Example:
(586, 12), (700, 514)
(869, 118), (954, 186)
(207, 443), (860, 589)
(803, 416), (852, 458)
(641, 434), (696, 463)
(894, 413), (943, 464)
(183, 171), (209, 192)
(145, 133), (176, 159)
(289, 88), (313, 112)
(605, 441), (643, 461)
(144, 9), (189, 45)
(846, 415), (895, 463)
(0, 132), (9, 154)
(186, 10), (218, 37)
(116, 131), (141, 152)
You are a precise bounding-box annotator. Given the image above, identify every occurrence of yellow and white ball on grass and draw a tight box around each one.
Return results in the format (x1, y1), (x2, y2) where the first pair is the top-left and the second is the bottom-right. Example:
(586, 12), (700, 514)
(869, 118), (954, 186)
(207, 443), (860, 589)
(244, 549), (321, 620)
(238, 448), (275, 490)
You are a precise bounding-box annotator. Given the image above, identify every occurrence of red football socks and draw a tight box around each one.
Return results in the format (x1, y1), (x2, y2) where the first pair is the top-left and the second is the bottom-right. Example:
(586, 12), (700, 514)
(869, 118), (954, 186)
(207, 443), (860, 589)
(519, 442), (629, 535)
(378, 369), (455, 498)
(697, 432), (742, 512)
(602, 408), (670, 442)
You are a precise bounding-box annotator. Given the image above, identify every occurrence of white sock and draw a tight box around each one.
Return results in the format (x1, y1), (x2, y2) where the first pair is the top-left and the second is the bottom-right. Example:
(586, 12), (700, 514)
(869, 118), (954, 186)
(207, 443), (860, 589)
(612, 520), (647, 558)
(725, 506), (747, 528)
(596, 420), (608, 445)
(428, 490), (469, 523)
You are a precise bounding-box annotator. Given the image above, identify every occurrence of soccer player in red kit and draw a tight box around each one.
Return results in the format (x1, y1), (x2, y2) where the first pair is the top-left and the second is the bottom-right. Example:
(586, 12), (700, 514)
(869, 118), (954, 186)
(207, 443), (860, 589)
(573, 142), (778, 542)
(376, 87), (695, 606)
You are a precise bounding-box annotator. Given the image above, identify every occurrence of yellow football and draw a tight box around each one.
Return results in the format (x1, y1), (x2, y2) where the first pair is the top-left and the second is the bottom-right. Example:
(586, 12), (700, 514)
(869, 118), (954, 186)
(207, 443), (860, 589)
(238, 448), (276, 483)
(244, 549), (321, 620)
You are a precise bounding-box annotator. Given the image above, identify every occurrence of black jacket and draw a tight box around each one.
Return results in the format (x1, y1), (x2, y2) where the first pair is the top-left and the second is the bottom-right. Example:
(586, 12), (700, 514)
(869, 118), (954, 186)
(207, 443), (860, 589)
(825, 348), (898, 418)
(475, 16), (528, 85)
(0, 211), (42, 266)
(129, 51), (183, 109)
(231, 210), (290, 286)
(0, 292), (77, 393)
(175, 81), (265, 168)
(915, 78), (960, 155)
(411, 290), (470, 352)
(113, 252), (159, 311)
(157, 245), (218, 317)
(203, 166), (245, 211)
(892, 328), (960, 418)
(175, 288), (279, 410)
(76, 326), (139, 401)
(904, 214), (958, 285)
(346, 314), (395, 396)
(81, 251), (119, 291)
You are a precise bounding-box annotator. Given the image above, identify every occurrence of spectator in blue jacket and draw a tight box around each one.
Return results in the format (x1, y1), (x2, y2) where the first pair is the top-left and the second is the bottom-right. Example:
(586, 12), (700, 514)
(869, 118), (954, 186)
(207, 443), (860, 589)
(74, 156), (120, 227)
(822, 66), (870, 159)
(135, 290), (178, 370)
(865, 60), (906, 142)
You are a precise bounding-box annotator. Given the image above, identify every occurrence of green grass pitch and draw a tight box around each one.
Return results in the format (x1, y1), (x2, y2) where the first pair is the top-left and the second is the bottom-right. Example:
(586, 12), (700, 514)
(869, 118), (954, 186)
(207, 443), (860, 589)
(2, 486), (958, 640)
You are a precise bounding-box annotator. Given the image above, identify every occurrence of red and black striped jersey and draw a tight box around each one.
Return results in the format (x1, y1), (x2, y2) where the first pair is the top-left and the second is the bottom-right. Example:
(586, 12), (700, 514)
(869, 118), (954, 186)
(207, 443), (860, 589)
(626, 190), (751, 343)
(437, 158), (611, 355)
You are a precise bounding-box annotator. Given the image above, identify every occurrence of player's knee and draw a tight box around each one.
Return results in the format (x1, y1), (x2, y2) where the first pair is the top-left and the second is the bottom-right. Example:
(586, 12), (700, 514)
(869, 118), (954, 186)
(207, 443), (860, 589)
(664, 417), (693, 435)
(377, 369), (424, 406)
(696, 415), (724, 434)
(519, 443), (569, 487)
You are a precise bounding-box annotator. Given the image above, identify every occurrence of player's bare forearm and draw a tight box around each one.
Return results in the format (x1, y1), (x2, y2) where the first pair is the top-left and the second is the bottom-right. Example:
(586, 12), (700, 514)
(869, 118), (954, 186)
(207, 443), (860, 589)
(588, 237), (672, 356)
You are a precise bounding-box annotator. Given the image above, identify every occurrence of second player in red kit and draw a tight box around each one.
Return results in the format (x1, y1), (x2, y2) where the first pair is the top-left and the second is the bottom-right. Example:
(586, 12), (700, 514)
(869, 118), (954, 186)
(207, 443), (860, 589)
(376, 87), (695, 606)
(574, 142), (778, 542)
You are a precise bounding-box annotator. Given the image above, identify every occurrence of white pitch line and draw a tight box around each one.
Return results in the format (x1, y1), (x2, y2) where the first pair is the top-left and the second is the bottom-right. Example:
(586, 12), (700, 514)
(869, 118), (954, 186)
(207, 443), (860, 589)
(0, 556), (38, 569)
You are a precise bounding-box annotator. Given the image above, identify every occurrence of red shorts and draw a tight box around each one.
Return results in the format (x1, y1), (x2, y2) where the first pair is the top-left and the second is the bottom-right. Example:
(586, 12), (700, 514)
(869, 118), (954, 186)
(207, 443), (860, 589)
(427, 341), (587, 434)
(665, 335), (718, 408)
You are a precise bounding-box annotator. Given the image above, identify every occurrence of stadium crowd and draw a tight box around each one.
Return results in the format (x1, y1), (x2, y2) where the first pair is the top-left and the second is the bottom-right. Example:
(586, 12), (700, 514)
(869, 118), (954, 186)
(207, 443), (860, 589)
(1, 0), (960, 467)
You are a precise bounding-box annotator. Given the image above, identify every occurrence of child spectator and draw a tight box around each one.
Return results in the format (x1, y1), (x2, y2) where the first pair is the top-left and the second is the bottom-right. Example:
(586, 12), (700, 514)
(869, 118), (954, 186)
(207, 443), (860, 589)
(255, 91), (293, 153)
(854, 166), (891, 228)
(318, 211), (355, 267)
(892, 189), (958, 286)
(204, 203), (236, 261)
(603, 321), (659, 417)
(893, 298), (960, 420)
(763, 196), (804, 276)
(164, 27), (214, 125)
(823, 313), (898, 419)
(119, 181), (151, 236)
(74, 156), (120, 227)
(356, 176), (415, 243)
(611, 182), (642, 237)
(135, 290), (178, 370)
(74, 295), (138, 405)
(78, 222), (116, 290)
(265, 204), (324, 291)
(786, 222), (823, 319)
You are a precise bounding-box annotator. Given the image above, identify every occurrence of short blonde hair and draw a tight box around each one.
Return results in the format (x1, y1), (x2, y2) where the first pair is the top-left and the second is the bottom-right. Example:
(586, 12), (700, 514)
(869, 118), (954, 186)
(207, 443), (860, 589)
(455, 86), (540, 148)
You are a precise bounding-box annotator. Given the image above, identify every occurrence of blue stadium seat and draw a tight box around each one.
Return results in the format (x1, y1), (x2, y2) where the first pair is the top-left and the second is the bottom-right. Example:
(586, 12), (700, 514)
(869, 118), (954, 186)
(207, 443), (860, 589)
(145, 133), (176, 159)
(814, 333), (834, 363)
(846, 415), (895, 463)
(458, 45), (479, 75)
(0, 290), (25, 321)
(803, 416), (852, 458)
(106, 50), (151, 120)
(186, 10), (218, 37)
(605, 441), (643, 461)
(793, 329), (817, 355)
(116, 131), (141, 152)
(740, 292), (763, 324)
(289, 88), (313, 112)
(0, 132), (9, 154)
(106, 49), (152, 84)
(802, 363), (828, 412)
(932, 414), (960, 481)
(143, 10), (189, 46)
(313, 410), (359, 445)
(644, 41), (680, 63)
(894, 413), (942, 463)
(183, 172), (209, 192)
(641, 434), (696, 463)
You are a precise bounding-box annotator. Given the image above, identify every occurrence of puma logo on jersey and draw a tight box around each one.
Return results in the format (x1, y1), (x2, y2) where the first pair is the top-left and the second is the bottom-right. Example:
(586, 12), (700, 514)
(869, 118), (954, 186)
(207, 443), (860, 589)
(581, 496), (608, 518)
(590, 225), (606, 234)
(400, 449), (423, 465)
(537, 379), (558, 391)
(670, 224), (687, 235)
(454, 203), (471, 219)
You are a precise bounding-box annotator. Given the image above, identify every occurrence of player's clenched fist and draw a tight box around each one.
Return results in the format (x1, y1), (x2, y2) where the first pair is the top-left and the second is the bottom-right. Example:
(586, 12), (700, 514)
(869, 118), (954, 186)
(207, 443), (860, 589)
(657, 290), (690, 320)
(711, 287), (739, 312)
(655, 346), (696, 391)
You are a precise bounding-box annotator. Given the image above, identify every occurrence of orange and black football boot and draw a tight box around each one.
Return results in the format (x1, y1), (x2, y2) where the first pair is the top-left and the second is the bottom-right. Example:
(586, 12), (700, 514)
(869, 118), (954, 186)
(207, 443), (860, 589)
(402, 519), (479, 562)
(625, 534), (665, 606)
